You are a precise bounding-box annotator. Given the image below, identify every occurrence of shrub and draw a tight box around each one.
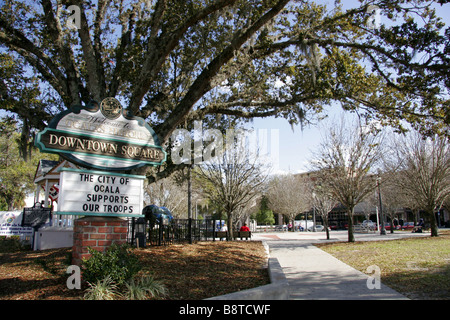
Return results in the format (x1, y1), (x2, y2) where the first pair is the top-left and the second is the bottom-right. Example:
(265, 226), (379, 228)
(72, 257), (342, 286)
(83, 276), (119, 300)
(83, 274), (167, 300)
(82, 243), (142, 285)
(123, 274), (167, 300)
(0, 235), (28, 253)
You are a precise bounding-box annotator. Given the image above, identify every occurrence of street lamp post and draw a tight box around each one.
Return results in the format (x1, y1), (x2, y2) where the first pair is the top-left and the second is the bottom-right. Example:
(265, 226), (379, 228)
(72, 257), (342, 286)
(313, 206), (316, 232)
(377, 177), (386, 235)
(188, 165), (193, 244)
(312, 192), (317, 232)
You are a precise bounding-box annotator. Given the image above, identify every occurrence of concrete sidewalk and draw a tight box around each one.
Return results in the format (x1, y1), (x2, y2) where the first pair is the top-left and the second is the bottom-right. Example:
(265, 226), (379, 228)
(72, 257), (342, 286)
(209, 230), (431, 300)
(251, 230), (428, 300)
(264, 239), (406, 299)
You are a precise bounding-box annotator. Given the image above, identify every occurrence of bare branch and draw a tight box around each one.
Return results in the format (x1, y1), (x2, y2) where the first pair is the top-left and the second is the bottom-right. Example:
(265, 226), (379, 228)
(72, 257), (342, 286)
(391, 132), (450, 236)
(309, 116), (384, 241)
(196, 142), (268, 238)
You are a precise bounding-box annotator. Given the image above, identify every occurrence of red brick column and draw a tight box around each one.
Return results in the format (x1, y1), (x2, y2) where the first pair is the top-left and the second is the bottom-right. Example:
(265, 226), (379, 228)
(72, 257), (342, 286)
(72, 216), (128, 266)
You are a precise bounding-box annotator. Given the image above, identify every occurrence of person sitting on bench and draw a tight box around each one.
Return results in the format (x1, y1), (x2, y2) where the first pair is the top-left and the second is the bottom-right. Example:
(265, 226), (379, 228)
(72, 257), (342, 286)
(240, 223), (250, 232)
(412, 219), (424, 233)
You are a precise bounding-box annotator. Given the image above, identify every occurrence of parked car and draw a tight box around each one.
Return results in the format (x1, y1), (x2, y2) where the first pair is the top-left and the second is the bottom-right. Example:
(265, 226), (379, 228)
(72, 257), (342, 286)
(361, 220), (378, 231)
(329, 223), (338, 230)
(307, 225), (328, 232)
(402, 222), (415, 230)
(362, 220), (376, 227)
(384, 223), (401, 230)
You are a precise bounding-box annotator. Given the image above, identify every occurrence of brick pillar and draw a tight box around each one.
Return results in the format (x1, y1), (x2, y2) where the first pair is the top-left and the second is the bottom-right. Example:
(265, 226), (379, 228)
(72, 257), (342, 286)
(72, 216), (128, 266)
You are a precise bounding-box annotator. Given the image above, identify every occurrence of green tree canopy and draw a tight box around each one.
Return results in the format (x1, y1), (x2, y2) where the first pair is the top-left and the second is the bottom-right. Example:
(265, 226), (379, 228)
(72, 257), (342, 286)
(0, 119), (57, 210)
(1, 0), (449, 180)
(252, 195), (275, 225)
(0, 53), (52, 161)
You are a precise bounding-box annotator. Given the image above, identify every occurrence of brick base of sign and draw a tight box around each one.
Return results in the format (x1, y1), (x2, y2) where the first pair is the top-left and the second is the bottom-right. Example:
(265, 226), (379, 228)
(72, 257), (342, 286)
(72, 216), (128, 266)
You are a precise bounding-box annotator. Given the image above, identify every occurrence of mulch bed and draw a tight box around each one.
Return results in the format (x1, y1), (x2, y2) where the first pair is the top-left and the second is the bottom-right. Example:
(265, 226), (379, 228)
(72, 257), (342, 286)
(0, 241), (269, 300)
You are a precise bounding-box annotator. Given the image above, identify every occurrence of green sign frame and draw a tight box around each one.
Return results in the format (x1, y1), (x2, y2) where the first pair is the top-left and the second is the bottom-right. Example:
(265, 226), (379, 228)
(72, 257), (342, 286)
(35, 99), (167, 171)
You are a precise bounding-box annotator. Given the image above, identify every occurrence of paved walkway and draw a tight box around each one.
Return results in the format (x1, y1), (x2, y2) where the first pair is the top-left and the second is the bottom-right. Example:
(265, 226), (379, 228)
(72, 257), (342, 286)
(251, 230), (431, 300)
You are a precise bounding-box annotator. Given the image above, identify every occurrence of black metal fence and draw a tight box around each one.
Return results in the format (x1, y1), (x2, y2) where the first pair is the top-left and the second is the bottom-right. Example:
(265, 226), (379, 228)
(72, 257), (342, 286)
(127, 218), (228, 246)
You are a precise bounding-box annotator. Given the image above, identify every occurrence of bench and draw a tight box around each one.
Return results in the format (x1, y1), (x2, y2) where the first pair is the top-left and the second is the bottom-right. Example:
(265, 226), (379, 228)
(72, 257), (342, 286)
(235, 231), (251, 240)
(215, 231), (228, 240)
(214, 231), (252, 240)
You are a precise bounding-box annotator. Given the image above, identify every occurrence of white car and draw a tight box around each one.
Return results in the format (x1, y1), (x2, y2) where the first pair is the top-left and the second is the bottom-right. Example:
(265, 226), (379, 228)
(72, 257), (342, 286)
(307, 225), (326, 232)
(362, 220), (375, 227)
(362, 220), (377, 229)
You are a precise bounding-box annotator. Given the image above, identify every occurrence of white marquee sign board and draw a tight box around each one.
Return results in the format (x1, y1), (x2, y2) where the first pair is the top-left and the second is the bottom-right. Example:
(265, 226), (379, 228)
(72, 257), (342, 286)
(56, 168), (144, 217)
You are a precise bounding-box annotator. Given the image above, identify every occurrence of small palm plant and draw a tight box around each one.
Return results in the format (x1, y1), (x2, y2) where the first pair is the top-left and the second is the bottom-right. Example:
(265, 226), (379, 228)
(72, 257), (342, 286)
(83, 276), (119, 300)
(122, 274), (167, 300)
(83, 274), (167, 300)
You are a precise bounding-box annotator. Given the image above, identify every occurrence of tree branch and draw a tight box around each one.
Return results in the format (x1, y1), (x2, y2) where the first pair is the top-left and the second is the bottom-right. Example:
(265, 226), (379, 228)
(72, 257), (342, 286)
(189, 94), (321, 120)
(72, 0), (105, 101)
(40, 0), (86, 106)
(146, 163), (190, 184)
(156, 0), (290, 143)
(108, 6), (136, 97)
(265, 37), (449, 76)
(128, 0), (239, 114)
(148, 0), (166, 42)
(0, 19), (72, 103)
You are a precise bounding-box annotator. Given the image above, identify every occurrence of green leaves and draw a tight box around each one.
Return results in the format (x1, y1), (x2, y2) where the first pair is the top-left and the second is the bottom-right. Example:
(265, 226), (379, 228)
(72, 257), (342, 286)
(0, 0), (449, 181)
(82, 244), (142, 285)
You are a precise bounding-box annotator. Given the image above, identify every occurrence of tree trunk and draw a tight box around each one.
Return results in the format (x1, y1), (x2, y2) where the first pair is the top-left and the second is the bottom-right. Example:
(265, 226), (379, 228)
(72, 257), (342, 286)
(430, 219), (439, 237)
(426, 207), (439, 237)
(323, 216), (330, 240)
(227, 211), (234, 241)
(347, 208), (355, 242)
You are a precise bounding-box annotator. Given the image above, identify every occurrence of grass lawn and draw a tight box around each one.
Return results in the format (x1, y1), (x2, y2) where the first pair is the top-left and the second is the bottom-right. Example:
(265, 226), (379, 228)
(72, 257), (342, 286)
(316, 230), (450, 300)
(0, 241), (269, 300)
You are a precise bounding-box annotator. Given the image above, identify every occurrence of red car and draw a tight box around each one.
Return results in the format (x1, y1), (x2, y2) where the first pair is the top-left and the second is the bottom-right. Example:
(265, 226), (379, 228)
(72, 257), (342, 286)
(402, 222), (415, 230)
(384, 223), (401, 231)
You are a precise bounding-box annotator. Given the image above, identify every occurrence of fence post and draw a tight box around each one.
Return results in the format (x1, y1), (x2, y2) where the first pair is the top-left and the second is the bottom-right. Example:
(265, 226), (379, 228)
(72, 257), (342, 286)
(188, 218), (192, 244)
(158, 218), (163, 246)
(130, 217), (136, 246)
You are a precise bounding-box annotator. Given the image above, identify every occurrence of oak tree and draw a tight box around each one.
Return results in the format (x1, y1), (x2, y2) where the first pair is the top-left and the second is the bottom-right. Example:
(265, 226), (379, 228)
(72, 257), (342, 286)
(0, 0), (448, 182)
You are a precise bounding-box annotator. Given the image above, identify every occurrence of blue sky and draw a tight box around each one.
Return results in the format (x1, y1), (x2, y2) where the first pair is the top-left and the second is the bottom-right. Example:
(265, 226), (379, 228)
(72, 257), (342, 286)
(248, 105), (345, 175)
(250, 116), (316, 174)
